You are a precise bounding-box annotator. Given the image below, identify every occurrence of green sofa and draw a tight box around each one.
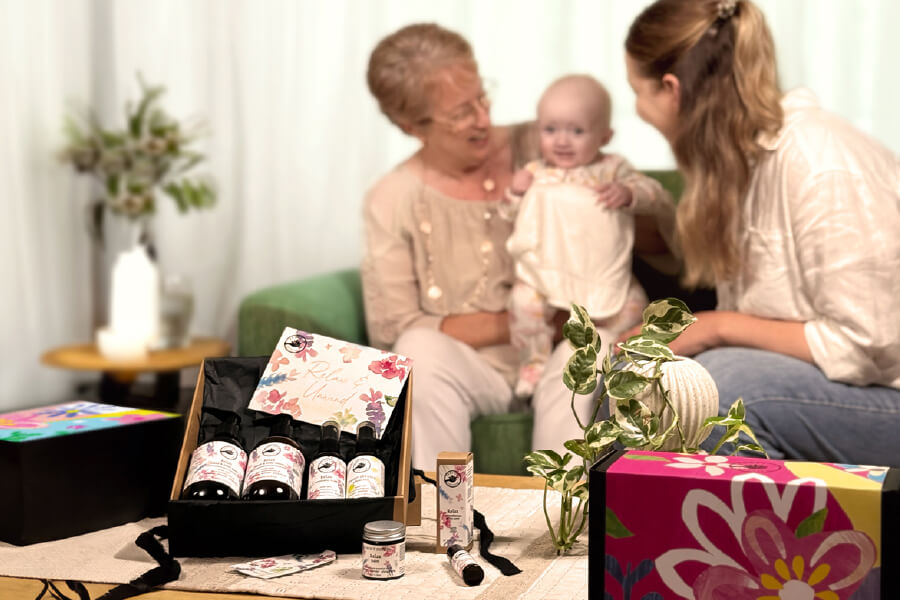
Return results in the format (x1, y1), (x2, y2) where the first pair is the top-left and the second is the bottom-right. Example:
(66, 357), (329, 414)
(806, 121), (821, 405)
(238, 171), (713, 475)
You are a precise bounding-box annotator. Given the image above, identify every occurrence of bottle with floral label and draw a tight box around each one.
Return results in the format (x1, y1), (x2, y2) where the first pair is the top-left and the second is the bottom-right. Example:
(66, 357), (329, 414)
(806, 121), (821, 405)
(242, 414), (305, 500)
(307, 420), (347, 499)
(182, 412), (247, 500)
(346, 420), (385, 499)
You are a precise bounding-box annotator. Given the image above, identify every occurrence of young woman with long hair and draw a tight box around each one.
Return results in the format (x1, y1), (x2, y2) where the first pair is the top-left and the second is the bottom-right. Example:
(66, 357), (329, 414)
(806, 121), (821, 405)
(624, 0), (900, 465)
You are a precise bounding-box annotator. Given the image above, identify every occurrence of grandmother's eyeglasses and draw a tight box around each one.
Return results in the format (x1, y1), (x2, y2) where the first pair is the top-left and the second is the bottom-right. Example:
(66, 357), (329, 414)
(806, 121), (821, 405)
(421, 80), (495, 133)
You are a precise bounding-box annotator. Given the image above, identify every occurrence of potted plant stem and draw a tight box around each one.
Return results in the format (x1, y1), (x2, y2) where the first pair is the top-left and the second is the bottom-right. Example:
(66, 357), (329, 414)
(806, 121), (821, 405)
(524, 298), (765, 554)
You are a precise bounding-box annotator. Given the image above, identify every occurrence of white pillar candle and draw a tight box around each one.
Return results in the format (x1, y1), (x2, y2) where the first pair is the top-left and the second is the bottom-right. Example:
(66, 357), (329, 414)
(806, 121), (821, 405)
(98, 245), (160, 359)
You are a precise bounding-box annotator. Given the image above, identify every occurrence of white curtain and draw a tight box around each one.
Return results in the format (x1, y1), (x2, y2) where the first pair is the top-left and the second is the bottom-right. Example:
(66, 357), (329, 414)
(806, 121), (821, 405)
(2, 0), (898, 411)
(0, 0), (94, 408)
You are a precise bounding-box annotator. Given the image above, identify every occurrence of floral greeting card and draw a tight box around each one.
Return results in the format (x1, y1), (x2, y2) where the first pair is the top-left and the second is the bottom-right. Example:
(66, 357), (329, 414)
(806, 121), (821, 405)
(247, 327), (412, 435)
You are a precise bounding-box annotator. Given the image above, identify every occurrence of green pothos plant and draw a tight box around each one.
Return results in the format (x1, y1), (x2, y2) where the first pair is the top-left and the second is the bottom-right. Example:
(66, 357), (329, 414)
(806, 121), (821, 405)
(524, 298), (766, 554)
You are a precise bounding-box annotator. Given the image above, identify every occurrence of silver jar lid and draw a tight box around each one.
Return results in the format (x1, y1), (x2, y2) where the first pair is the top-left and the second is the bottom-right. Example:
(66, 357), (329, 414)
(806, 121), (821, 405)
(363, 520), (405, 543)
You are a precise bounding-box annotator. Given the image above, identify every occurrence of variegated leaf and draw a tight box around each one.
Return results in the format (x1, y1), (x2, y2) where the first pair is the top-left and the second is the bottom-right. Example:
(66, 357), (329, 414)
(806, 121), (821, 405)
(524, 449), (570, 471)
(640, 298), (696, 343)
(563, 346), (598, 395)
(727, 397), (747, 421)
(615, 399), (655, 437)
(617, 336), (674, 361)
(546, 469), (568, 490)
(526, 463), (563, 479)
(557, 466), (585, 493)
(605, 370), (651, 401)
(585, 419), (622, 450)
(563, 304), (601, 351)
(564, 439), (593, 460)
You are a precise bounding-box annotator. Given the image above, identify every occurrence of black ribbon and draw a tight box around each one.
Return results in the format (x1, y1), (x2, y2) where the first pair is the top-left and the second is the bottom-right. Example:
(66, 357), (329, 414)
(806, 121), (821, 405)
(36, 526), (180, 600)
(96, 525), (181, 600)
(413, 468), (521, 576)
(34, 580), (90, 600)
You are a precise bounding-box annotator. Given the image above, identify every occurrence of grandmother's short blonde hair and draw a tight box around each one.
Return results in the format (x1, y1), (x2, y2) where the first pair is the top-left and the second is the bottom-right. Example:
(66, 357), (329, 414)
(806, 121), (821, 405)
(367, 23), (477, 131)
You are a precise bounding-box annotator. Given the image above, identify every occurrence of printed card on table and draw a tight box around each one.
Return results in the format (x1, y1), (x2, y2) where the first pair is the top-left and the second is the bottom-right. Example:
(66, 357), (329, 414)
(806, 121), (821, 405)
(248, 327), (412, 435)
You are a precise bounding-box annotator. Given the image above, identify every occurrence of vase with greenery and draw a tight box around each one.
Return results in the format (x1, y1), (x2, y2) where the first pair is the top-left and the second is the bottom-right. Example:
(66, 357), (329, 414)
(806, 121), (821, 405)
(524, 298), (765, 554)
(60, 75), (216, 244)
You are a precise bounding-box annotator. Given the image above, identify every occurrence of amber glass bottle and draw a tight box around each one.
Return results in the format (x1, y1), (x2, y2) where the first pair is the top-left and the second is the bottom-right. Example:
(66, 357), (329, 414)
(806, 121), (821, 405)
(182, 412), (247, 500)
(242, 414), (305, 500)
(307, 420), (347, 499)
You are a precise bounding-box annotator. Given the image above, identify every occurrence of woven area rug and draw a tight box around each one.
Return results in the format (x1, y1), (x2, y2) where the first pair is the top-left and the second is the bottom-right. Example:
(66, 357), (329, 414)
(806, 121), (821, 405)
(0, 484), (588, 599)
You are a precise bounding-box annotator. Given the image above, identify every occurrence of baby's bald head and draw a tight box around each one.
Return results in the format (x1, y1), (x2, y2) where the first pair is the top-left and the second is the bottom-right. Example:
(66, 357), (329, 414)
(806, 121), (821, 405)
(538, 75), (612, 132)
(537, 74), (613, 168)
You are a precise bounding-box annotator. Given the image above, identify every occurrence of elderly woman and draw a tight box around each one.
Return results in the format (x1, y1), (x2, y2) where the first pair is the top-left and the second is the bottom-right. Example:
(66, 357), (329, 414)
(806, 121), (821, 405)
(363, 23), (674, 469)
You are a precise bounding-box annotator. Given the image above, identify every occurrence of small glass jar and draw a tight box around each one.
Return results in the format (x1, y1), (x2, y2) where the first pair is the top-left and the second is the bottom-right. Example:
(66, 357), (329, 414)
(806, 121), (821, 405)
(361, 520), (405, 580)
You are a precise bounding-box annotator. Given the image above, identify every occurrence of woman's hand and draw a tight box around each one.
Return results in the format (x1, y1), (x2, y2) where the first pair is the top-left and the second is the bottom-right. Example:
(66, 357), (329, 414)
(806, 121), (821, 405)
(440, 311), (510, 349)
(550, 309), (569, 344)
(509, 168), (534, 196)
(665, 310), (723, 356)
(633, 214), (671, 255)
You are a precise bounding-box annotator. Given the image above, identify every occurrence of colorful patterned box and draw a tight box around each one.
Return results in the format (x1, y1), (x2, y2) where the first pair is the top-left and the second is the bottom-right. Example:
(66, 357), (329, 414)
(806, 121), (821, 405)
(0, 401), (182, 545)
(590, 450), (899, 600)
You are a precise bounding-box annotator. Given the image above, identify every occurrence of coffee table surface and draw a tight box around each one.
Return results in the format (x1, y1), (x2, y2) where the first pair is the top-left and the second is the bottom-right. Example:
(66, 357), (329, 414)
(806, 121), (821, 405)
(41, 337), (230, 374)
(0, 473), (544, 600)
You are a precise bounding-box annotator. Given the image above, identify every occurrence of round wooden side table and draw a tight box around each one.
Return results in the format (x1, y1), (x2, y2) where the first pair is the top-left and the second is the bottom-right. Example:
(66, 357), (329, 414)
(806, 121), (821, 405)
(41, 337), (230, 408)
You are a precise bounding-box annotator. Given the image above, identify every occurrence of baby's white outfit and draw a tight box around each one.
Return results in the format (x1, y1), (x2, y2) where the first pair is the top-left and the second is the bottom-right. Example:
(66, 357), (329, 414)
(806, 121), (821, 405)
(503, 155), (669, 398)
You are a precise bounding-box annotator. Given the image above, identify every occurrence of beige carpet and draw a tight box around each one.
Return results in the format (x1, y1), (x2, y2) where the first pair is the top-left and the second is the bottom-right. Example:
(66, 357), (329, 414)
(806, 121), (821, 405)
(0, 485), (588, 599)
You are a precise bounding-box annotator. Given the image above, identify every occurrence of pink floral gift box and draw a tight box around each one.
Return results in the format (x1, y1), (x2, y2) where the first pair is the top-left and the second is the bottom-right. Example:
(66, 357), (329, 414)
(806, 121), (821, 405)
(589, 450), (899, 600)
(248, 327), (412, 434)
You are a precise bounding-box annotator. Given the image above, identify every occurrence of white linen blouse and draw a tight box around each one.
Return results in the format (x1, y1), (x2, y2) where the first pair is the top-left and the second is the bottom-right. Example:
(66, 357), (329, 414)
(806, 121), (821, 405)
(717, 88), (900, 388)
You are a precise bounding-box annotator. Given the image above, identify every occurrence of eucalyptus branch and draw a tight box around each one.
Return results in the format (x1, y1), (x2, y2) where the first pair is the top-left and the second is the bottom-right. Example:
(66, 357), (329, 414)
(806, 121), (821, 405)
(60, 74), (216, 221)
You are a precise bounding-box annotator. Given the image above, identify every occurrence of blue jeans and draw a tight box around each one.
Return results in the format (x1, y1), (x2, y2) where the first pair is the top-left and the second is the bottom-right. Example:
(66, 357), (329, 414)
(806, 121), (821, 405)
(695, 347), (900, 467)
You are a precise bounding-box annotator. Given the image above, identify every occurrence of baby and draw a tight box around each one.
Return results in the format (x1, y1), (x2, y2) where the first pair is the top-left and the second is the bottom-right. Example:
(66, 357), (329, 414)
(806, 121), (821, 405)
(503, 74), (670, 399)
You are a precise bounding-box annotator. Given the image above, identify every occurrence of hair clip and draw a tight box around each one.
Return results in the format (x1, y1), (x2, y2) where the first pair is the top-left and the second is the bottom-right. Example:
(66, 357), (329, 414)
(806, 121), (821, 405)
(716, 0), (738, 20)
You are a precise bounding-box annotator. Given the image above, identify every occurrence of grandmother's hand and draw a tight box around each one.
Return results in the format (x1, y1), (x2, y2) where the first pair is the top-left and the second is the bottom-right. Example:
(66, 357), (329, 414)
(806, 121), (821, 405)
(510, 168), (534, 196)
(616, 310), (723, 357)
